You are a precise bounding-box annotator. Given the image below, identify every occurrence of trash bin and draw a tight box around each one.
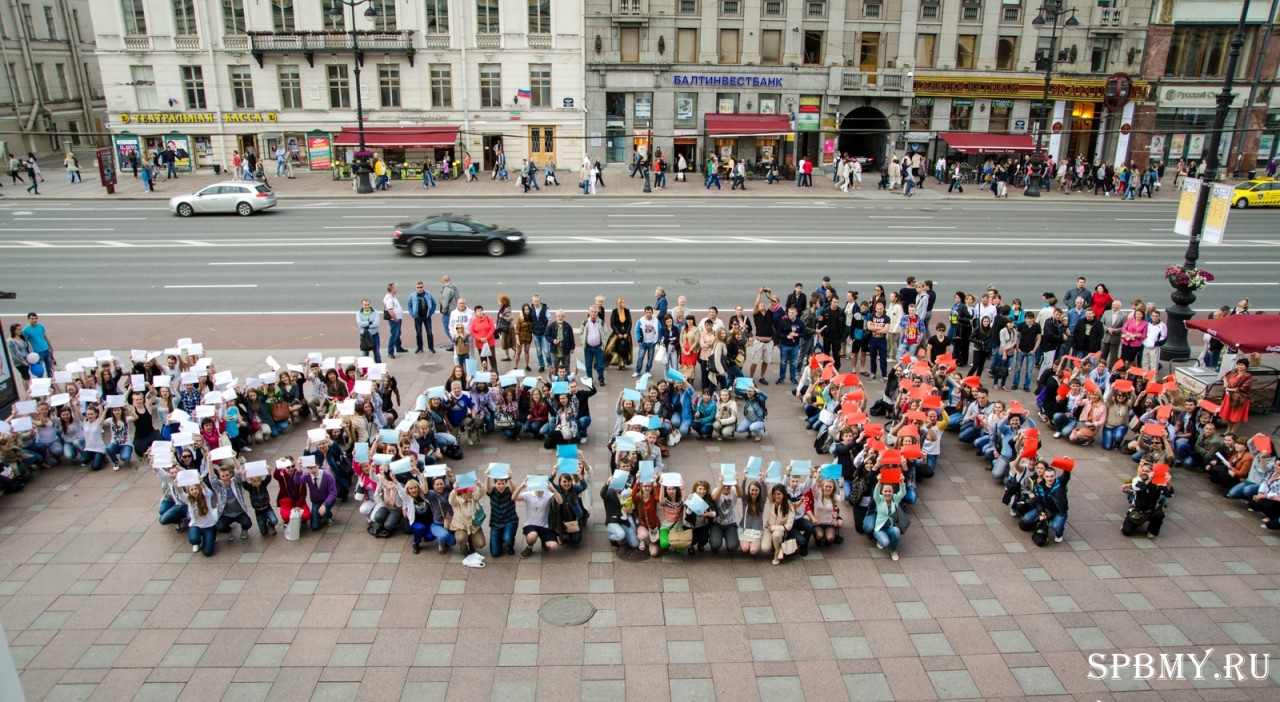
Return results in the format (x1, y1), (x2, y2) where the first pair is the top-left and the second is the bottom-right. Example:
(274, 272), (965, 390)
(1247, 170), (1256, 179)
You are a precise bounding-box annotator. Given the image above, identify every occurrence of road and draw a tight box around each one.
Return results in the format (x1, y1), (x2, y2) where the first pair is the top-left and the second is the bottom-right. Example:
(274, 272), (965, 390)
(1, 196), (1277, 326)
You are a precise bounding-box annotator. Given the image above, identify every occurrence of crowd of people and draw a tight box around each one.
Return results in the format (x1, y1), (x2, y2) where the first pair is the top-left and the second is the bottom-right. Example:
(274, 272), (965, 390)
(1, 274), (1273, 561)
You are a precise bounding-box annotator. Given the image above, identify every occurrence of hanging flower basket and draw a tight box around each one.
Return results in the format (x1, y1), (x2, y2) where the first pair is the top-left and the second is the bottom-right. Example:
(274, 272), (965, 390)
(1164, 265), (1214, 291)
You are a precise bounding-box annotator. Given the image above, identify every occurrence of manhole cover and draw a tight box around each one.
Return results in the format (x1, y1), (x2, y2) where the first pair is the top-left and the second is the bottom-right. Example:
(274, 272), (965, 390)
(615, 546), (650, 563)
(538, 595), (597, 627)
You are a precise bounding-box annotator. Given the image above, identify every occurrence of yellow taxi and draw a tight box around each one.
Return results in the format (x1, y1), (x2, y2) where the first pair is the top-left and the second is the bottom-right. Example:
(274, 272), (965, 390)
(1232, 178), (1280, 208)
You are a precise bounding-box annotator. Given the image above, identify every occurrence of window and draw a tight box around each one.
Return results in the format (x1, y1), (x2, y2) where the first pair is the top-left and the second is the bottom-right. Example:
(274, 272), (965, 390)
(859, 32), (879, 73)
(5, 63), (21, 102)
(1091, 38), (1111, 72)
(130, 65), (157, 109)
(718, 28), (740, 64)
(223, 0), (245, 34)
(678, 0), (698, 13)
(19, 3), (32, 37)
(865, 2), (882, 18)
(634, 91), (652, 121)
(530, 64), (550, 107)
(1164, 26), (1247, 78)
(85, 62), (99, 98)
(764, 1), (783, 16)
(916, 34), (936, 68)
(989, 99), (1013, 133)
(425, 0), (449, 33)
(32, 63), (46, 101)
(229, 64), (254, 109)
(1002, 5), (1021, 22)
(806, 1), (826, 16)
(477, 0), (499, 34)
(1035, 35), (1053, 69)
(803, 30), (823, 65)
(528, 0), (550, 34)
(55, 63), (68, 98)
(378, 64), (401, 107)
(620, 27), (639, 62)
(181, 65), (206, 108)
(949, 99), (973, 130)
(676, 28), (697, 63)
(479, 63), (501, 108)
(721, 0), (740, 15)
(278, 65), (302, 108)
(321, 1), (343, 29)
(326, 65), (349, 108)
(921, 3), (939, 20)
(761, 29), (781, 65)
(43, 5), (56, 39)
(716, 93), (737, 113)
(373, 0), (396, 31)
(962, 3), (979, 20)
(758, 93), (779, 114)
(956, 35), (976, 69)
(997, 36), (1017, 70)
(169, 0), (196, 35)
(430, 64), (453, 107)
(271, 1), (295, 31)
(121, 0), (146, 34)
(675, 91), (696, 127)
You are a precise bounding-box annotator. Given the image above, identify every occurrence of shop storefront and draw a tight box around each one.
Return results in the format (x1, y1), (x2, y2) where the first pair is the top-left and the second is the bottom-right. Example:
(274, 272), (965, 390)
(1149, 86), (1241, 167)
(111, 111), (282, 173)
(332, 126), (461, 180)
(704, 114), (792, 172)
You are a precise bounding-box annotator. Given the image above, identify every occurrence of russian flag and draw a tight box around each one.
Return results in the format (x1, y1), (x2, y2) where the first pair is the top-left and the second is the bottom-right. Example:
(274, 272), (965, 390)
(516, 88), (531, 99)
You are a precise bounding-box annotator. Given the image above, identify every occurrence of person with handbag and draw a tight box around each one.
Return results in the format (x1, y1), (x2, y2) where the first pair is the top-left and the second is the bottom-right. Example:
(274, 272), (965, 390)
(872, 480), (907, 561)
(1121, 461), (1174, 538)
(1019, 465), (1069, 545)
(766, 484), (796, 565)
(356, 299), (381, 364)
(469, 305), (498, 374)
(1067, 389), (1106, 446)
(552, 469), (589, 547)
(449, 483), (487, 556)
(659, 479), (693, 553)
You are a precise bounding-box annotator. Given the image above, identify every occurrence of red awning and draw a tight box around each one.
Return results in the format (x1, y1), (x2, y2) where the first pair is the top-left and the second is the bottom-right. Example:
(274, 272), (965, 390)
(1187, 314), (1280, 355)
(938, 132), (1036, 155)
(332, 126), (459, 148)
(705, 114), (791, 138)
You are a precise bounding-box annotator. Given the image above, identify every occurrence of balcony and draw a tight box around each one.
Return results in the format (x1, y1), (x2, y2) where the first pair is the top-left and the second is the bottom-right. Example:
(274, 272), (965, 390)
(618, 0), (643, 13)
(423, 33), (450, 50)
(613, 0), (649, 25)
(528, 33), (552, 49)
(247, 30), (417, 68)
(1094, 7), (1122, 26)
(841, 71), (909, 94)
(476, 33), (501, 49)
(174, 35), (201, 52)
(123, 35), (151, 52)
(223, 35), (250, 51)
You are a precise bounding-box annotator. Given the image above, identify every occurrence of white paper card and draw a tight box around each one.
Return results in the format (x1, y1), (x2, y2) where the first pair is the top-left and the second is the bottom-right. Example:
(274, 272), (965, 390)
(208, 446), (234, 461)
(307, 428), (326, 442)
(50, 393), (70, 407)
(265, 356), (280, 371)
(15, 400), (37, 415)
(106, 395), (127, 409)
(11, 417), (33, 432)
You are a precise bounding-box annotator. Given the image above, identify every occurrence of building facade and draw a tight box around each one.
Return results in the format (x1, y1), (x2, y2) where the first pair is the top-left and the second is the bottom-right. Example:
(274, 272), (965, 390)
(0, 0), (105, 158)
(584, 0), (1154, 174)
(88, 0), (586, 174)
(1133, 0), (1280, 177)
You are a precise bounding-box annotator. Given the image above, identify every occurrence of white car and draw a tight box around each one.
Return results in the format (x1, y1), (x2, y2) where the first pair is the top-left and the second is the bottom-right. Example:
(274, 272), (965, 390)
(169, 181), (277, 217)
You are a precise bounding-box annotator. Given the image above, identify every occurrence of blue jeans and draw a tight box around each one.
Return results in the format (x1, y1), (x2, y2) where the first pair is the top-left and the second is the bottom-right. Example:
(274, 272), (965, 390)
(430, 523), (457, 548)
(276, 160), (286, 176)
(635, 342), (655, 375)
(387, 320), (403, 354)
(1051, 413), (1076, 436)
(309, 502), (332, 531)
(413, 315), (435, 351)
(1011, 351), (1035, 389)
(578, 416), (592, 440)
(1020, 510), (1067, 537)
(874, 525), (901, 552)
(1102, 425), (1128, 450)
(534, 335), (551, 368)
(607, 522), (639, 548)
(423, 170), (436, 187)
(188, 525), (217, 556)
(583, 345), (605, 382)
(654, 172), (666, 188)
(159, 499), (187, 525)
(362, 332), (382, 363)
(490, 521), (519, 556)
(736, 419), (766, 438)
(106, 442), (133, 465)
(777, 344), (800, 382)
(868, 337), (888, 377)
(1228, 482), (1260, 500)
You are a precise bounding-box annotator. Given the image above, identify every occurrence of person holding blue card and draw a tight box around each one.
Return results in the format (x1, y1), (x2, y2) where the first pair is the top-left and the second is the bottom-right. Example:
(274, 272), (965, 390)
(485, 464), (520, 558)
(424, 467), (458, 554)
(568, 377), (598, 443)
(682, 480), (716, 554)
(708, 470), (740, 554)
(518, 475), (563, 558)
(735, 383), (770, 442)
(783, 461), (817, 557)
(552, 467), (589, 546)
(737, 473), (768, 558)
(448, 471), (487, 556)
(601, 470), (639, 550)
(542, 390), (580, 450)
(811, 476), (844, 548)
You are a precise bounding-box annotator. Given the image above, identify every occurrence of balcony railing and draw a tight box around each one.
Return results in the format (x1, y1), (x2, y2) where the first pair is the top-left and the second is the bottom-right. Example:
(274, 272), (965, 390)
(528, 33), (552, 49)
(423, 33), (450, 49)
(476, 33), (501, 49)
(123, 35), (151, 52)
(223, 35), (250, 51)
(841, 71), (908, 92)
(174, 35), (201, 52)
(1095, 7), (1122, 26)
(247, 30), (417, 67)
(619, 0), (643, 12)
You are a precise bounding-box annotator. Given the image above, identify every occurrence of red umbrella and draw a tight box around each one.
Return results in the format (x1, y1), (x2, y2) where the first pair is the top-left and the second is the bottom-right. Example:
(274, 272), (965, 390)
(1187, 314), (1280, 355)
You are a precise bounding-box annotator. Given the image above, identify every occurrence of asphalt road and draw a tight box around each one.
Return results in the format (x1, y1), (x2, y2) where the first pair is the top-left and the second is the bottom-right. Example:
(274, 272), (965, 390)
(1, 196), (1277, 320)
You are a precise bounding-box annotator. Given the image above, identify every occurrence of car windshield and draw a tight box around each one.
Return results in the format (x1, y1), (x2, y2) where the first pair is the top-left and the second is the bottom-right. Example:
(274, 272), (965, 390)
(463, 217), (497, 231)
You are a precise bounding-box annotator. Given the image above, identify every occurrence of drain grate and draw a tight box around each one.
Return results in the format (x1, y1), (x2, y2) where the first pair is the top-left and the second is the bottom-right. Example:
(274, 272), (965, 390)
(538, 595), (597, 627)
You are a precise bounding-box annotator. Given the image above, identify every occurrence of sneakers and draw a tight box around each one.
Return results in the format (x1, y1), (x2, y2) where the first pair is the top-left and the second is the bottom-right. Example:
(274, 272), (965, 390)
(241, 528), (249, 540)
(1053, 432), (1062, 439)
(758, 378), (769, 386)
(1010, 505), (1018, 517)
(1053, 535), (1063, 543)
(520, 545), (534, 559)
(192, 544), (200, 552)
(243, 446), (253, 453)
(112, 462), (121, 471)
(631, 372), (640, 378)
(891, 552), (899, 561)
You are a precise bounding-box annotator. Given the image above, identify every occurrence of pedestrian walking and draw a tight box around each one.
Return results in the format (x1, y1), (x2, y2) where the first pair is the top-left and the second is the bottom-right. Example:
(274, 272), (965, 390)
(8, 155), (24, 183)
(275, 145), (287, 177)
(64, 153), (82, 183)
(25, 157), (40, 194)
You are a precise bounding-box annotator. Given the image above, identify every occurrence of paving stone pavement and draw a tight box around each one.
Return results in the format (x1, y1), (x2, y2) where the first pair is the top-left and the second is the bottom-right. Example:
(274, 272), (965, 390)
(3, 347), (1279, 701)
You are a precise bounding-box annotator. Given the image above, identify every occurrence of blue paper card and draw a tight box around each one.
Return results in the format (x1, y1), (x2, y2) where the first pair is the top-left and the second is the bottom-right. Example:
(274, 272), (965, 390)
(666, 368), (686, 383)
(790, 459), (812, 476)
(500, 376), (516, 387)
(526, 475), (549, 492)
(685, 493), (709, 516)
(415, 395), (428, 411)
(488, 463), (511, 479)
(819, 463), (842, 480)
(428, 386), (447, 400)
(721, 463), (736, 485)
(635, 373), (650, 390)
(645, 415), (662, 430)
(353, 442), (370, 463)
(455, 471), (477, 489)
(576, 360), (586, 371)
(373, 453), (393, 466)
(552, 381), (569, 395)
(465, 359), (478, 376)
(522, 377), (538, 388)
(556, 457), (578, 474)
(638, 460), (656, 483)
(745, 456), (762, 479)
(735, 376), (754, 390)
(615, 434), (637, 452)
(609, 469), (629, 491)
(390, 458), (413, 475)
(622, 388), (642, 402)
(556, 444), (579, 459)
(379, 429), (399, 445)
(766, 460), (783, 484)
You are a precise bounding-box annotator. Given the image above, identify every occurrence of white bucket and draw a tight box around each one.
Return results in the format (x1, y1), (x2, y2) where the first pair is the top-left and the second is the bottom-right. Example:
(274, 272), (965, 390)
(284, 508), (303, 541)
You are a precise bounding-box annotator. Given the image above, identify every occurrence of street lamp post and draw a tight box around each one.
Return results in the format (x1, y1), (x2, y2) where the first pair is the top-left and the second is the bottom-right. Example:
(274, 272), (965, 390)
(643, 122), (653, 193)
(330, 0), (380, 195)
(1162, 0), (1252, 364)
(1025, 2), (1079, 198)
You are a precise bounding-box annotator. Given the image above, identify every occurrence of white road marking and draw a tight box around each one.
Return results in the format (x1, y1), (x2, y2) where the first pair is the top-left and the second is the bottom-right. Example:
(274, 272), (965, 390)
(208, 261), (295, 266)
(5, 228), (114, 232)
(887, 226), (957, 230)
(1116, 218), (1168, 222)
(18, 241), (53, 247)
(605, 224), (680, 228)
(1204, 261), (1280, 265)
(13, 217), (147, 221)
(163, 284), (260, 289)
(1210, 282), (1279, 286)
(651, 236), (695, 242)
(538, 281), (634, 286)
(548, 258), (636, 262)
(888, 259), (970, 263)
(11, 211), (33, 215)
(869, 215), (929, 219)
(99, 241), (133, 247)
(176, 240), (213, 246)
(607, 214), (674, 217)
(730, 237), (775, 243)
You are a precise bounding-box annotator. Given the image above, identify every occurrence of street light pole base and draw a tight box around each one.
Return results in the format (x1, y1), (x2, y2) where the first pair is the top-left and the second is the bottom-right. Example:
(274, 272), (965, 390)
(1023, 183), (1041, 197)
(356, 174), (374, 194)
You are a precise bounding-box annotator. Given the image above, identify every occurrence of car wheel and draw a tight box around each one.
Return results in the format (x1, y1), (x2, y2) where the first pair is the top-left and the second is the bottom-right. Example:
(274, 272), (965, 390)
(236, 202), (254, 216)
(486, 240), (507, 257)
(408, 239), (430, 258)
(176, 203), (194, 217)
(1234, 198), (1249, 209)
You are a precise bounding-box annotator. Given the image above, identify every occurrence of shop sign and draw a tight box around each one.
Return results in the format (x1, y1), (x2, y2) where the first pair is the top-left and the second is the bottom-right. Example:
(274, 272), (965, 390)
(112, 135), (141, 168)
(952, 98), (974, 107)
(913, 76), (1149, 103)
(117, 112), (279, 124)
(563, 98), (574, 108)
(913, 97), (934, 106)
(992, 99), (1015, 109)
(673, 75), (784, 87)
(308, 135), (333, 170)
(1159, 87), (1240, 109)
(390, 112), (450, 121)
(796, 96), (821, 132)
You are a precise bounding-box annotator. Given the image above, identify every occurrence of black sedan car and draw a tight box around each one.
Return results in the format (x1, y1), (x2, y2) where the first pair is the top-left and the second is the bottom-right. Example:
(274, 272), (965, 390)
(392, 214), (527, 257)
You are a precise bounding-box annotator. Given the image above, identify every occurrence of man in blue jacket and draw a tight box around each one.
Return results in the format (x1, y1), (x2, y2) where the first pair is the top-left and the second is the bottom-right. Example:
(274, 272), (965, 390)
(408, 280), (438, 354)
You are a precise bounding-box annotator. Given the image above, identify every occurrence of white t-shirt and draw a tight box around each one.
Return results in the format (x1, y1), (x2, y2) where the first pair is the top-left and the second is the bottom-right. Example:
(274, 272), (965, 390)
(383, 293), (403, 321)
(522, 491), (554, 528)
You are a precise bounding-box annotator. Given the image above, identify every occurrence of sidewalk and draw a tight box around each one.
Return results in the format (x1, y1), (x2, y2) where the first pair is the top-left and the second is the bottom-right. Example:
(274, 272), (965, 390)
(3, 160), (1153, 202)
